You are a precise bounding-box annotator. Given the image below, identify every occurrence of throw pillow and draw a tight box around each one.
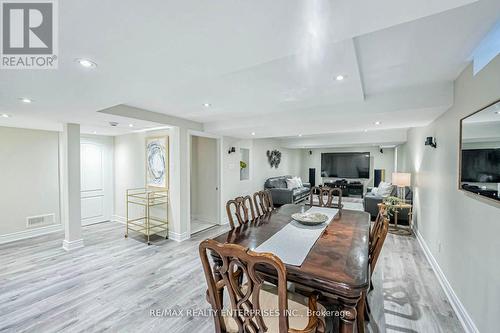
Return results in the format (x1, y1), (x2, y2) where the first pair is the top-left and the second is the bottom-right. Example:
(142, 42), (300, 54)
(377, 182), (393, 197)
(295, 177), (303, 187)
(286, 178), (299, 189)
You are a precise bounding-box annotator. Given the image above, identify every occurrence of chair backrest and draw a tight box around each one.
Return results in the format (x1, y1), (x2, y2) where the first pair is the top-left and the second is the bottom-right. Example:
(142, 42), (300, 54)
(309, 187), (343, 208)
(199, 239), (289, 333)
(226, 195), (256, 229)
(370, 204), (387, 243)
(253, 190), (274, 217)
(369, 204), (389, 272)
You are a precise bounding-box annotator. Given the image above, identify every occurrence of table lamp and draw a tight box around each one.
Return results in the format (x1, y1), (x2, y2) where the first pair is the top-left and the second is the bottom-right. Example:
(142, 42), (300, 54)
(392, 172), (411, 202)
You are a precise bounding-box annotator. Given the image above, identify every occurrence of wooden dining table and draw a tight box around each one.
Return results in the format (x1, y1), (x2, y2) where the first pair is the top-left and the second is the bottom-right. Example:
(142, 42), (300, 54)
(211, 204), (371, 333)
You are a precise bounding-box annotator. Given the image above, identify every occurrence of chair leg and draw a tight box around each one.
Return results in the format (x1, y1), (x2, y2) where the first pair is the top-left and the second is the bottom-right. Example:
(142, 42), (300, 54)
(364, 295), (371, 321)
(356, 292), (366, 333)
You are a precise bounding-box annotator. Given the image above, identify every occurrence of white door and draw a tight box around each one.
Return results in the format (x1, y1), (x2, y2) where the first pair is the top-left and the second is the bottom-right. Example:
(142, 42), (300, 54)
(80, 136), (113, 226)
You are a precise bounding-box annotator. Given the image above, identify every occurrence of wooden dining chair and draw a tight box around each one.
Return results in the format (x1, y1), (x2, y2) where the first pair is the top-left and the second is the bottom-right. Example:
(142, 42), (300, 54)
(369, 206), (389, 273)
(199, 239), (325, 333)
(253, 190), (274, 218)
(357, 204), (390, 333)
(309, 187), (343, 209)
(370, 204), (387, 244)
(226, 195), (256, 229)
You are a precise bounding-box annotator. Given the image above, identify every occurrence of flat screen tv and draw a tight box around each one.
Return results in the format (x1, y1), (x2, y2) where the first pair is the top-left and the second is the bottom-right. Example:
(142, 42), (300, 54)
(321, 152), (370, 179)
(461, 148), (500, 183)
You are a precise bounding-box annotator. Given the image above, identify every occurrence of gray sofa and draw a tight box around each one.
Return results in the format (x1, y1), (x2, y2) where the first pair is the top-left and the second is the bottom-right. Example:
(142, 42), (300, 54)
(364, 186), (413, 224)
(264, 176), (311, 205)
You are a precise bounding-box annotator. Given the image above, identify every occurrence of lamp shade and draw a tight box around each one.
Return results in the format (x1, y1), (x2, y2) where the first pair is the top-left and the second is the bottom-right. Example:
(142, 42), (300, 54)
(392, 172), (411, 187)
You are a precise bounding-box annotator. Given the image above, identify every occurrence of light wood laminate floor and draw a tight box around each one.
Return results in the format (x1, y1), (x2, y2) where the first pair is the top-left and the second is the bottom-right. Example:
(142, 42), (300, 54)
(0, 222), (463, 333)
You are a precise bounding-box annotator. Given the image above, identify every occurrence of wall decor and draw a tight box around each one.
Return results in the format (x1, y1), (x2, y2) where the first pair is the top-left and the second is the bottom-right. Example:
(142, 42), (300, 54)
(459, 99), (500, 203)
(146, 136), (169, 188)
(266, 149), (282, 168)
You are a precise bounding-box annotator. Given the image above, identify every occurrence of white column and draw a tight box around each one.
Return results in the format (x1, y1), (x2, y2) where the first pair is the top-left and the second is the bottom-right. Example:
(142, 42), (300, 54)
(60, 123), (84, 251)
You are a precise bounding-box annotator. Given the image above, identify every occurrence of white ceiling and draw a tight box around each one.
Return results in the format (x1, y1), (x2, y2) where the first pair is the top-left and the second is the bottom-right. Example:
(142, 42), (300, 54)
(0, 0), (498, 140)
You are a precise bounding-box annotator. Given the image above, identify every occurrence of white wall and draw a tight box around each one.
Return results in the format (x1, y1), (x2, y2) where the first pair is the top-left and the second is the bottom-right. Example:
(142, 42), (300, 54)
(401, 56), (500, 332)
(0, 126), (60, 235)
(113, 129), (172, 231)
(220, 137), (302, 222)
(300, 146), (395, 189)
(190, 136), (218, 224)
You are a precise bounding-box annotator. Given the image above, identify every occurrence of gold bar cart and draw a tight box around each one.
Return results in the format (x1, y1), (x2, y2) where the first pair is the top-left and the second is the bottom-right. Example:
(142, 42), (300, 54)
(125, 188), (168, 245)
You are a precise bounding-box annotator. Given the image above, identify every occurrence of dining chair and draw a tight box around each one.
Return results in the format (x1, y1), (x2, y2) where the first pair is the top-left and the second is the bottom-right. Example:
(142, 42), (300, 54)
(226, 195), (256, 229)
(253, 190), (274, 218)
(369, 206), (389, 273)
(309, 187), (343, 209)
(199, 239), (326, 333)
(357, 204), (390, 333)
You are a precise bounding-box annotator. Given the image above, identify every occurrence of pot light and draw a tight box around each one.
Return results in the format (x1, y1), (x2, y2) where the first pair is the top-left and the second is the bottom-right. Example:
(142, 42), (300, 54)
(93, 131), (97, 134)
(128, 124), (134, 128)
(336, 75), (344, 81)
(251, 132), (256, 136)
(76, 58), (97, 68)
(1, 114), (10, 118)
(298, 134), (302, 137)
(363, 129), (368, 133)
(374, 121), (381, 125)
(203, 103), (211, 108)
(20, 98), (32, 103)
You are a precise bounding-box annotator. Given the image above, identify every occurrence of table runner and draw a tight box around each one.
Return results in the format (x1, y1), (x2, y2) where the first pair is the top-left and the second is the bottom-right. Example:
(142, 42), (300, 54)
(254, 206), (338, 266)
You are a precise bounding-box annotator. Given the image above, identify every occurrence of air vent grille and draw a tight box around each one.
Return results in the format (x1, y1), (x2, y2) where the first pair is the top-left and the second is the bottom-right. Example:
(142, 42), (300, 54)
(26, 214), (55, 228)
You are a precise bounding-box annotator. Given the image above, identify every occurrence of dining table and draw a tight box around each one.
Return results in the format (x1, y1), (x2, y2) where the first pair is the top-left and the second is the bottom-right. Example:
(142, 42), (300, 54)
(210, 203), (371, 333)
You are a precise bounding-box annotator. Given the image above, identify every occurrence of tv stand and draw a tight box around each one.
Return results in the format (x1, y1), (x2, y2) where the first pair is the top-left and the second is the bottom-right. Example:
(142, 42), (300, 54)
(323, 180), (364, 198)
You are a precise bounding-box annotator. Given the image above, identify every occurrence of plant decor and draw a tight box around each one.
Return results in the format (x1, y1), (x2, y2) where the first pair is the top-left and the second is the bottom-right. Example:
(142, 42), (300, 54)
(383, 196), (403, 217)
(240, 161), (247, 169)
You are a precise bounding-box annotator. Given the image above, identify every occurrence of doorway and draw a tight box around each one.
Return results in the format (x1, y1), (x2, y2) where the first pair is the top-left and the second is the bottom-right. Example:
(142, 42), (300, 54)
(190, 135), (219, 234)
(80, 136), (113, 226)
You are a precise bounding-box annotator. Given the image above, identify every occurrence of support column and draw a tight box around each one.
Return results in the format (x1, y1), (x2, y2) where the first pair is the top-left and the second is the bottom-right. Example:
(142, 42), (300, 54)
(60, 123), (83, 251)
(167, 126), (189, 241)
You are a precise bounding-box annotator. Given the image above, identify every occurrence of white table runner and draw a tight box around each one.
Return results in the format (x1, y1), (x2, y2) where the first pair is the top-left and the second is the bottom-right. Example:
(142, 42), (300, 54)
(254, 206), (339, 266)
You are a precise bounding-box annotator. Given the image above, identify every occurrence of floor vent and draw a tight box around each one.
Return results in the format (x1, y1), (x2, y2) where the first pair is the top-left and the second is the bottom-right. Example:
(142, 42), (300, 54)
(26, 214), (55, 228)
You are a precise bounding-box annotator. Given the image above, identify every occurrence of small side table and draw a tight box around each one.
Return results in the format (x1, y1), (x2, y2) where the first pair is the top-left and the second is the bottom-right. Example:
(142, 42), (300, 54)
(387, 203), (413, 236)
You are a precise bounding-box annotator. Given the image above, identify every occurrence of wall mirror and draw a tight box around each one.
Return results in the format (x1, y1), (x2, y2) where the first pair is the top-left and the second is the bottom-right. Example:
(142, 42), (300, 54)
(460, 99), (500, 202)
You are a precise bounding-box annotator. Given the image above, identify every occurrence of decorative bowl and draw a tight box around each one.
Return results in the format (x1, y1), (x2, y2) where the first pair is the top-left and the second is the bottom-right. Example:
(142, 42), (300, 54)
(291, 212), (329, 226)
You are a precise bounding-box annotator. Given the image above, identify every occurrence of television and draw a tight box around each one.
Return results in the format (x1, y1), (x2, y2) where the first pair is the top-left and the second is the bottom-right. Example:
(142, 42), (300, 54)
(321, 152), (370, 179)
(461, 149), (500, 183)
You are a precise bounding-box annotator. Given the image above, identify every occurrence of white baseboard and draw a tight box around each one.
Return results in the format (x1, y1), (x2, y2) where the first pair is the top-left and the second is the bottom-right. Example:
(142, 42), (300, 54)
(168, 230), (189, 242)
(0, 224), (62, 245)
(62, 238), (84, 251)
(112, 215), (126, 224)
(414, 228), (479, 333)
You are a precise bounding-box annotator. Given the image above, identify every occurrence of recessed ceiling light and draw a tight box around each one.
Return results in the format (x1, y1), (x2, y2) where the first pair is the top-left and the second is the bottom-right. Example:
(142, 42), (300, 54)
(76, 58), (97, 68)
(374, 121), (381, 125)
(363, 129), (368, 132)
(203, 103), (211, 107)
(251, 132), (256, 136)
(336, 75), (344, 81)
(128, 124), (134, 128)
(1, 114), (10, 118)
(298, 134), (302, 137)
(20, 98), (32, 103)
(93, 131), (97, 134)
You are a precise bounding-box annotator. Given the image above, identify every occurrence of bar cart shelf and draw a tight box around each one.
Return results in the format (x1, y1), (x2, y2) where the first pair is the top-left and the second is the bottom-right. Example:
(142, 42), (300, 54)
(125, 188), (168, 245)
